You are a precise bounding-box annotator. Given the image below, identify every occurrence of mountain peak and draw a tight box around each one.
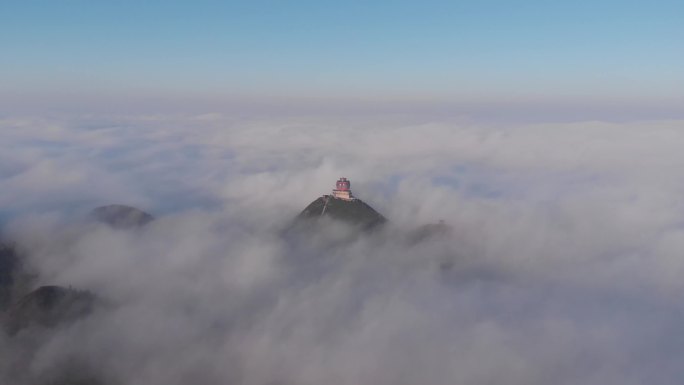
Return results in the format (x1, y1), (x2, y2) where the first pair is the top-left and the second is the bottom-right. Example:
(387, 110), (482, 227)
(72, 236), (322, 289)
(3, 285), (97, 335)
(90, 204), (154, 229)
(295, 178), (386, 230)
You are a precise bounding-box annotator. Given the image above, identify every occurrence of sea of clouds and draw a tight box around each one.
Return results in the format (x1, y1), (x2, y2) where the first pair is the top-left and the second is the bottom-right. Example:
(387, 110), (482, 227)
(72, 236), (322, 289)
(2, 113), (684, 384)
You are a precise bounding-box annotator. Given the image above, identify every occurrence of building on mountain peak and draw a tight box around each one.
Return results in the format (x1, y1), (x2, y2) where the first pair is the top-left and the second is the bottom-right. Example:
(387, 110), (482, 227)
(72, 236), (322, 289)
(332, 177), (354, 200)
(291, 176), (386, 231)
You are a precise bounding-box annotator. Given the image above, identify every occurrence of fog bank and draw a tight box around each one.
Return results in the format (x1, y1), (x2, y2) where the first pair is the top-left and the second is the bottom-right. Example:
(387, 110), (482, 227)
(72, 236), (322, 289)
(2, 114), (684, 384)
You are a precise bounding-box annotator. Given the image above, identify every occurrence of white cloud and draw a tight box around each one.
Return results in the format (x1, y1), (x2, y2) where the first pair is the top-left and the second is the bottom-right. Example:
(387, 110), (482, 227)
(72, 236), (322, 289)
(2, 114), (684, 384)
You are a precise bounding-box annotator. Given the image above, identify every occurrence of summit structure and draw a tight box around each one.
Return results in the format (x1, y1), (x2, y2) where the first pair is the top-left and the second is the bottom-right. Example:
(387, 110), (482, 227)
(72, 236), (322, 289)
(294, 177), (386, 230)
(332, 177), (354, 201)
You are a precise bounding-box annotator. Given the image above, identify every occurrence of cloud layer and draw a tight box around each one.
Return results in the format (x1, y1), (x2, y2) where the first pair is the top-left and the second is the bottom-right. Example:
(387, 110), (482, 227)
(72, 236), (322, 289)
(2, 113), (684, 384)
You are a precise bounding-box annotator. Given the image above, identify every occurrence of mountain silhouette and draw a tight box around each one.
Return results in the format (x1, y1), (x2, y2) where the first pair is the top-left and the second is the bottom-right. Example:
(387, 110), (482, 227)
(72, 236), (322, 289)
(3, 285), (97, 335)
(0, 242), (20, 311)
(294, 177), (386, 231)
(297, 196), (386, 230)
(0, 242), (34, 312)
(90, 204), (154, 229)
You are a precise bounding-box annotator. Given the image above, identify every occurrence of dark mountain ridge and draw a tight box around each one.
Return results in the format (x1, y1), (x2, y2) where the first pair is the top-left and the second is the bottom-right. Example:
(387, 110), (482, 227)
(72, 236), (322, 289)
(90, 204), (154, 229)
(0, 242), (20, 310)
(3, 285), (97, 336)
(293, 177), (387, 232)
(297, 195), (387, 230)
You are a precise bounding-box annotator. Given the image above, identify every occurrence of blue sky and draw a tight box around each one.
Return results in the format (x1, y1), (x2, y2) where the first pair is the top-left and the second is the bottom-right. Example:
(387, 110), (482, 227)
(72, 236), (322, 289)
(1, 0), (682, 113)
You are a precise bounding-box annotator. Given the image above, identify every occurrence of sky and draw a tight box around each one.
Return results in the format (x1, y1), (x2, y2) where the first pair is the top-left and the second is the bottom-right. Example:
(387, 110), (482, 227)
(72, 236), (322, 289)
(1, 0), (682, 117)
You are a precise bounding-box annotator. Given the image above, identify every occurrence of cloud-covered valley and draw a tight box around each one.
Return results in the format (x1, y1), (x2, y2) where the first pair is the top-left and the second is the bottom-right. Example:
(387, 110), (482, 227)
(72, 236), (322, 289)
(2, 113), (684, 385)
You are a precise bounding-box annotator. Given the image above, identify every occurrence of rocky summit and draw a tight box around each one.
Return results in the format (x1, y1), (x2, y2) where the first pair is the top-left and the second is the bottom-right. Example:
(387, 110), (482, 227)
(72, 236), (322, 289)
(297, 195), (386, 230)
(294, 177), (386, 230)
